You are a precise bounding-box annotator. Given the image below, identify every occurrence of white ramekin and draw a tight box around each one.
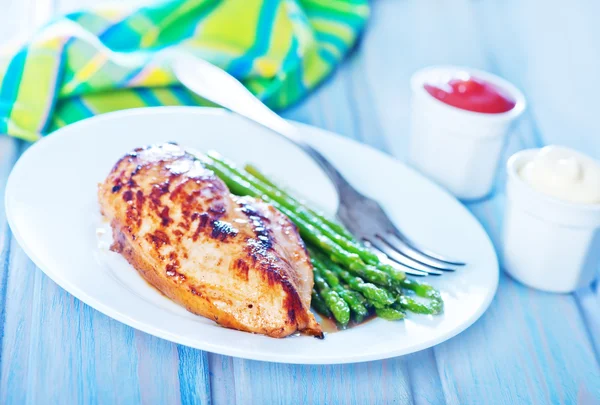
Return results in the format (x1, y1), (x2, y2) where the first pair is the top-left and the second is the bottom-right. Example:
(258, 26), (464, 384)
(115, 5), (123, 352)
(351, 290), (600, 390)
(502, 149), (600, 293)
(408, 66), (526, 200)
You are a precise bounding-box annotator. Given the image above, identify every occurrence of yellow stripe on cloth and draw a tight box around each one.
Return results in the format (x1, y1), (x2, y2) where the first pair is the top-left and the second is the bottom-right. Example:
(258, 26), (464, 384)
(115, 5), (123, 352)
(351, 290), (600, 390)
(62, 53), (109, 95)
(199, 0), (263, 55)
(10, 34), (66, 135)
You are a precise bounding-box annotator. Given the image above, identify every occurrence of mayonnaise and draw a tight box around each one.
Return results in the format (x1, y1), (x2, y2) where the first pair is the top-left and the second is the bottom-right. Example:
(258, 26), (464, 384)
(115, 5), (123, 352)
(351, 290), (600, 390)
(519, 146), (600, 204)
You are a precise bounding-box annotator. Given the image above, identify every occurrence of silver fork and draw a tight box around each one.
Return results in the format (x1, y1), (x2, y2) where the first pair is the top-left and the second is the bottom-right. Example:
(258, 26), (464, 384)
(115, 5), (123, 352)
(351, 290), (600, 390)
(173, 55), (465, 276)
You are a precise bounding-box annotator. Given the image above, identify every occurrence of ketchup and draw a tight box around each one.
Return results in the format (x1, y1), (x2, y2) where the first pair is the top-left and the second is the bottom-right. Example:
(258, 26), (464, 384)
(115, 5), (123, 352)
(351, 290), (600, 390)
(424, 77), (516, 114)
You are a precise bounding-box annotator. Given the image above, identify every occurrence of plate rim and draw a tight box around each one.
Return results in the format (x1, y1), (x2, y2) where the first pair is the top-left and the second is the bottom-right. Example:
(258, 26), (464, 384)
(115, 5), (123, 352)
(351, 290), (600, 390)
(5, 106), (499, 364)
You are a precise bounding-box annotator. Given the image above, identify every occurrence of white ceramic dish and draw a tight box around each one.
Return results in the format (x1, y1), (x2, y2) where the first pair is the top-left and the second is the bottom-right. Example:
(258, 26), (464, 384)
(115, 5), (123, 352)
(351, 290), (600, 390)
(5, 107), (498, 364)
(409, 65), (526, 200)
(503, 148), (600, 293)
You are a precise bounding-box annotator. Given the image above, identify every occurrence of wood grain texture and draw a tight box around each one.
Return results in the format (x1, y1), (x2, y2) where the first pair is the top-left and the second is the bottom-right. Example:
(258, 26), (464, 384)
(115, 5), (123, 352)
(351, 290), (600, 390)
(0, 138), (18, 336)
(1, 0), (600, 403)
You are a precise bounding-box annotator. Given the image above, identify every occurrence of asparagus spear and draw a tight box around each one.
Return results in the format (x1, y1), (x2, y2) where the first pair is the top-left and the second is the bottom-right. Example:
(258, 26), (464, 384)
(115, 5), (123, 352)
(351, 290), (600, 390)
(312, 248), (396, 307)
(312, 248), (405, 321)
(310, 254), (369, 323)
(397, 279), (444, 315)
(244, 163), (354, 240)
(311, 289), (332, 318)
(313, 271), (350, 326)
(375, 307), (406, 321)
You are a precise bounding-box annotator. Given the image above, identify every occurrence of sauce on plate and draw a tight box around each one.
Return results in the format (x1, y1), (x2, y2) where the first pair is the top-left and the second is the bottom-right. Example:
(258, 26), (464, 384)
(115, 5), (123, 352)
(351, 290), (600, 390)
(314, 312), (379, 334)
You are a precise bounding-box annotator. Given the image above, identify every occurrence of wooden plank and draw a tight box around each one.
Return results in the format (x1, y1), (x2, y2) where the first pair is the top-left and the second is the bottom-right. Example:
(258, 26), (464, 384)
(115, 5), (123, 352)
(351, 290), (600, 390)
(434, 272), (600, 404)
(576, 283), (600, 362)
(403, 351), (445, 405)
(134, 331), (182, 405)
(0, 137), (20, 404)
(225, 351), (440, 405)
(177, 345), (212, 405)
(229, 358), (416, 405)
(208, 353), (236, 405)
(0, 137), (19, 331)
(0, 237), (39, 404)
(0, 245), (144, 404)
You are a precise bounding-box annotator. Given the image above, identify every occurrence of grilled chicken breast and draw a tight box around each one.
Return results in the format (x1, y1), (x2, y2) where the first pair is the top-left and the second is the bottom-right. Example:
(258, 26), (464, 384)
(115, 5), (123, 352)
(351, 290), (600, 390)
(98, 143), (322, 338)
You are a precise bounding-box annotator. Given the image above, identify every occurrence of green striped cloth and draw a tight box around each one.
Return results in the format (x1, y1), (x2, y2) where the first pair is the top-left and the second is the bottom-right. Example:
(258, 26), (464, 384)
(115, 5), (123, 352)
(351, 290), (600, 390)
(0, 0), (369, 141)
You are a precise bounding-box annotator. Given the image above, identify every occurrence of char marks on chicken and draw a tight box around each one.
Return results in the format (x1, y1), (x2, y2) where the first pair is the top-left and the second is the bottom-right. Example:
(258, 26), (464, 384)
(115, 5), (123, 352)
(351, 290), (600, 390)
(98, 143), (322, 338)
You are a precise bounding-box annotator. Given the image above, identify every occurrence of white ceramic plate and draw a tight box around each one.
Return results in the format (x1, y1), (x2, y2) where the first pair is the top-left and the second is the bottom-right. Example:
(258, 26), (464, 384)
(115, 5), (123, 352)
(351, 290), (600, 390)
(5, 107), (498, 364)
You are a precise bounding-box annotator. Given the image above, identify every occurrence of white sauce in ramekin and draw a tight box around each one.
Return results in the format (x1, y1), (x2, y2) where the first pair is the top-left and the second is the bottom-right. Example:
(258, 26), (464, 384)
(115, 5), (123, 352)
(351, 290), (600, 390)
(519, 146), (600, 204)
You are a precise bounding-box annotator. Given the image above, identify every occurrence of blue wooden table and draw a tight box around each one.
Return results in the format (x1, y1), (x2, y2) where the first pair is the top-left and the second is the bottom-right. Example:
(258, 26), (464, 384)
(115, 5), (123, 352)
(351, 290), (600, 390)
(1, 1), (599, 403)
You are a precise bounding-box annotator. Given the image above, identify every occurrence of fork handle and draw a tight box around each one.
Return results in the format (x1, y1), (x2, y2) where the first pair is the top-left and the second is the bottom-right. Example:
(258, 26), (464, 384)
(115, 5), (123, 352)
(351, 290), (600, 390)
(218, 87), (359, 200)
(173, 54), (359, 200)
